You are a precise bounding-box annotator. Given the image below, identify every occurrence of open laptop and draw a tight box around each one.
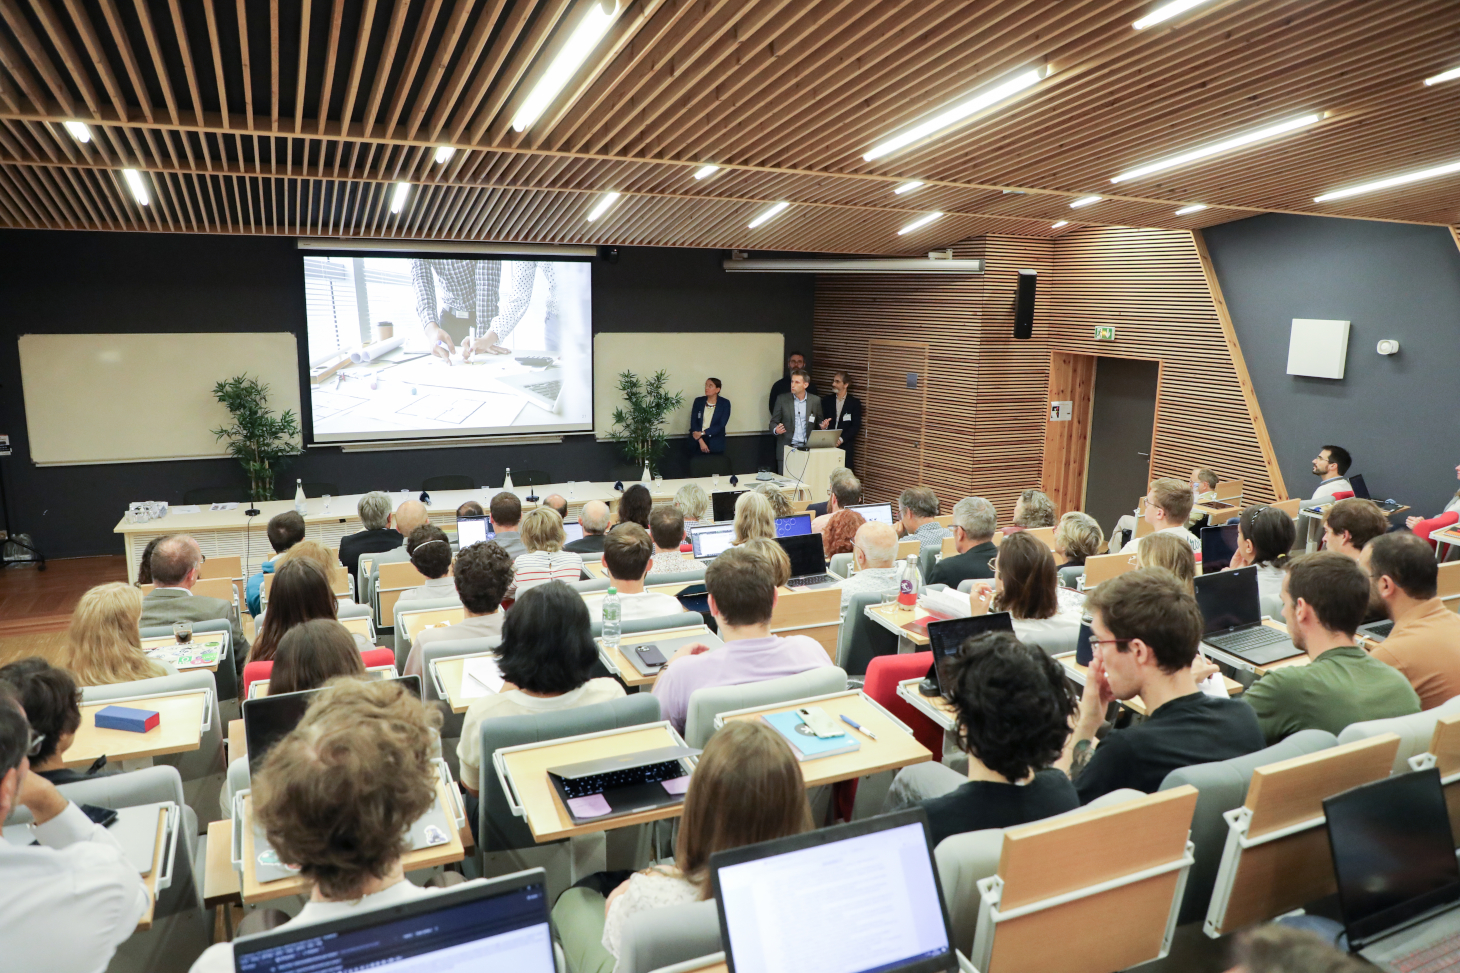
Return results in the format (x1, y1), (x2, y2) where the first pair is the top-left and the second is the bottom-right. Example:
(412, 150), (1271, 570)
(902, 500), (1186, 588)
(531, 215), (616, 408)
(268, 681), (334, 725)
(712, 490), (746, 522)
(457, 514), (494, 548)
(921, 612), (1015, 695)
(775, 512), (813, 537)
(690, 522), (737, 560)
(232, 869), (555, 973)
(496, 359), (564, 413)
(1200, 523), (1240, 573)
(243, 675), (423, 769)
(776, 532), (834, 588)
(848, 502), (895, 525)
(1325, 768), (1460, 971)
(547, 745), (699, 825)
(563, 520), (584, 544)
(1349, 473), (1404, 513)
(710, 808), (957, 973)
(1193, 566), (1300, 666)
(807, 428), (840, 448)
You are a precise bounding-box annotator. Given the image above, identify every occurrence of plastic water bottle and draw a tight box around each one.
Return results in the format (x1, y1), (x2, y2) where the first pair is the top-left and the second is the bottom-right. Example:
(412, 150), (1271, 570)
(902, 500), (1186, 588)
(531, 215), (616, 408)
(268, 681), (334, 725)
(897, 556), (920, 608)
(294, 479), (306, 515)
(602, 587), (622, 648)
(503, 468), (514, 490)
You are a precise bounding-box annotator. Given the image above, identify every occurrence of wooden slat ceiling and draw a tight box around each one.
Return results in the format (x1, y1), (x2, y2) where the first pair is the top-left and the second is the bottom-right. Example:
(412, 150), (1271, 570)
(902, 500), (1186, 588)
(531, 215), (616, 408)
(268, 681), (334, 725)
(0, 0), (1456, 252)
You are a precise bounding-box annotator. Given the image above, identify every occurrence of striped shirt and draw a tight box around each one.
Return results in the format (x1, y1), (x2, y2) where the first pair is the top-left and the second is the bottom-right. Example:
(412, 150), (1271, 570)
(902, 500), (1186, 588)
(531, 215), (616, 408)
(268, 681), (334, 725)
(509, 550), (584, 597)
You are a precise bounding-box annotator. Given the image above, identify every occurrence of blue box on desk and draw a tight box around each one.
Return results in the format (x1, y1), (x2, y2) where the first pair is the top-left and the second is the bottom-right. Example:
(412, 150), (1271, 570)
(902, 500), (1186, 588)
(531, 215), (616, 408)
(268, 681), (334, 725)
(95, 705), (160, 733)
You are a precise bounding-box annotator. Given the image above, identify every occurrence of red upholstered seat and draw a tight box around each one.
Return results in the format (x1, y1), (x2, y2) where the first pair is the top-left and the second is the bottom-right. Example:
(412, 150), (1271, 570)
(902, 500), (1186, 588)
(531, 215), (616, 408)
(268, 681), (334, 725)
(242, 646), (398, 696)
(863, 651), (944, 757)
(1414, 511), (1460, 549)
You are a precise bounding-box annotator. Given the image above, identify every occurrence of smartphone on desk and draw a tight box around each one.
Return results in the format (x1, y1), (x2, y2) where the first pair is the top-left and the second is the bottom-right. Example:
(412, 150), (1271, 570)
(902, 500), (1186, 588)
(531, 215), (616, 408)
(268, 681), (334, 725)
(635, 644), (668, 668)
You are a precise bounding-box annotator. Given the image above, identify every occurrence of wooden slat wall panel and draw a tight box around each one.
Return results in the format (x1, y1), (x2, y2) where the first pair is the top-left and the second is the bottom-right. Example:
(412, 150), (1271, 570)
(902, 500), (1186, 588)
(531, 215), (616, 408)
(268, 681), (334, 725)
(1043, 352), (1096, 515)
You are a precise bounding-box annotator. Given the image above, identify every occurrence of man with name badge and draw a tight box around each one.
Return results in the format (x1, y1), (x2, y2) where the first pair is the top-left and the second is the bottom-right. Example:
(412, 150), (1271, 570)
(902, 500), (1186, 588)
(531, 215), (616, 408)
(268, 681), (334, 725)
(819, 371), (863, 472)
(770, 368), (825, 474)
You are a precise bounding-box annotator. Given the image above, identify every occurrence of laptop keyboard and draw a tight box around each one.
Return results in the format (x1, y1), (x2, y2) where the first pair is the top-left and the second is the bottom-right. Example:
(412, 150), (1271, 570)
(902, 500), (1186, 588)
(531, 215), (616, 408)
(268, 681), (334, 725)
(555, 759), (686, 799)
(1391, 931), (1460, 972)
(523, 379), (562, 400)
(1208, 626), (1290, 652)
(787, 574), (832, 588)
(1366, 620), (1396, 640)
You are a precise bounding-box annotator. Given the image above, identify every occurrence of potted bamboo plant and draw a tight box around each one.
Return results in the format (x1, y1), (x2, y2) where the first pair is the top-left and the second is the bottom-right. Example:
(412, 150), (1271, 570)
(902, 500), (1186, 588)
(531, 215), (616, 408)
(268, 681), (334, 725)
(211, 375), (303, 502)
(609, 370), (684, 477)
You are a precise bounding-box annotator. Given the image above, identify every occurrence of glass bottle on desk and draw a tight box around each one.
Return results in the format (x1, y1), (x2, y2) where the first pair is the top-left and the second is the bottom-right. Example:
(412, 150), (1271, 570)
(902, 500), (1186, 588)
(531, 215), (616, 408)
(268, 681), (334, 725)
(294, 479), (306, 515)
(897, 557), (920, 609)
(504, 468), (515, 490)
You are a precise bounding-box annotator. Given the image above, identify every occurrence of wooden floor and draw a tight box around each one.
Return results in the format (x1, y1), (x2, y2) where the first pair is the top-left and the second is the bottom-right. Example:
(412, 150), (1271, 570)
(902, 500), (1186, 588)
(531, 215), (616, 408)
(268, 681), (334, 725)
(0, 556), (126, 666)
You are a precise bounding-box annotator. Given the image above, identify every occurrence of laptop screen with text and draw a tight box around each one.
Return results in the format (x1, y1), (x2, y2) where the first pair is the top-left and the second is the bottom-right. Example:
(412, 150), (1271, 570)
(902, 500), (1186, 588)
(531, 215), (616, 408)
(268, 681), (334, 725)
(690, 523), (737, 559)
(457, 515), (493, 548)
(849, 503), (895, 525)
(1193, 566), (1261, 635)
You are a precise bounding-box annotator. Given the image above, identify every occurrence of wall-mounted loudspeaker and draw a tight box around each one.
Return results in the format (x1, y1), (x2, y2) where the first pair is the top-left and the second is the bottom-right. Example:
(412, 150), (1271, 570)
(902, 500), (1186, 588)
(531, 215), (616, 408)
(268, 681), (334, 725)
(1013, 269), (1037, 340)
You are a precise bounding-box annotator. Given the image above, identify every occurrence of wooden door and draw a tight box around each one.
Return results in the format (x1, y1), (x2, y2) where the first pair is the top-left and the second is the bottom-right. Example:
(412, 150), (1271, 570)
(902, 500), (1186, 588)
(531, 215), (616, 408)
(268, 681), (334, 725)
(863, 340), (929, 500)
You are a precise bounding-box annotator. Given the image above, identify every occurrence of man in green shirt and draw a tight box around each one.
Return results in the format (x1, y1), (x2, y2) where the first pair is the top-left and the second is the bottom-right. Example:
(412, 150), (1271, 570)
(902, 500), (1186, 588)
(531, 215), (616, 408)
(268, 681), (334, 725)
(1244, 551), (1420, 744)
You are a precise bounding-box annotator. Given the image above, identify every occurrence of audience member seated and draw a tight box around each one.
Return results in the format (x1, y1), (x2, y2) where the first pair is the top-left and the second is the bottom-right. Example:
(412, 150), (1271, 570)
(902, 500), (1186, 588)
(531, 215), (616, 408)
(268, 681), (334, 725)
(896, 486), (952, 551)
(1053, 511), (1104, 588)
(648, 505), (692, 573)
(139, 533), (249, 655)
(883, 632), (1079, 847)
(806, 467), (852, 520)
(1227, 924), (1370, 973)
(1136, 531), (1196, 593)
(64, 582), (174, 685)
(1243, 552), (1419, 743)
(733, 490), (777, 545)
(271, 539), (349, 597)
(591, 525), (683, 623)
(566, 500), (611, 554)
(397, 524), (459, 605)
(652, 543), (835, 734)
(456, 582), (625, 796)
(1003, 488), (1055, 536)
(1405, 461), (1460, 546)
(617, 483), (653, 530)
(1191, 467), (1220, 511)
(1056, 569), (1265, 802)
(0, 682), (149, 973)
(552, 721), (813, 971)
(249, 559), (371, 664)
(1230, 504), (1297, 620)
(672, 483), (710, 525)
(544, 494), (569, 519)
(456, 500), (484, 518)
(754, 481), (794, 519)
(1118, 477), (1198, 554)
(928, 497), (998, 587)
(404, 541), (513, 678)
(811, 472), (862, 533)
(189, 679), (453, 973)
(269, 620), (368, 695)
(968, 532), (1081, 648)
(246, 510), (306, 615)
(134, 537), (159, 586)
(346, 497), (431, 582)
(822, 508), (866, 558)
(1309, 444), (1353, 504)
(0, 658), (105, 786)
(339, 492), (413, 580)
(509, 508), (585, 598)
(489, 492), (526, 559)
(1363, 532), (1460, 710)
(832, 522), (902, 610)
(1323, 497), (1389, 559)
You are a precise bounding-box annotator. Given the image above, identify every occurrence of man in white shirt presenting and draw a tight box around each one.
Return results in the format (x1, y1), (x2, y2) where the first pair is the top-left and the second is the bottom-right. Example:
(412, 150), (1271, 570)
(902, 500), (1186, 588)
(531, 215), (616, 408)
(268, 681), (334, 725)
(0, 683), (149, 973)
(1309, 444), (1354, 504)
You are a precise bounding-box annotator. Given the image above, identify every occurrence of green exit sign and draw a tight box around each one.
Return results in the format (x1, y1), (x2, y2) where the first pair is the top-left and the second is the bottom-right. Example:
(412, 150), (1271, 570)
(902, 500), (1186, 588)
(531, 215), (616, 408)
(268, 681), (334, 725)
(1094, 326), (1117, 341)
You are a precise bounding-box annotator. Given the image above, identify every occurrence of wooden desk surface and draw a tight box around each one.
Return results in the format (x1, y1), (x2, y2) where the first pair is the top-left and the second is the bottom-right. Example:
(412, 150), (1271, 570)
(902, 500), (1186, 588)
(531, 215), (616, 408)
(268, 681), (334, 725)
(500, 724), (687, 844)
(597, 626), (713, 689)
(239, 777), (465, 903)
(203, 818), (241, 907)
(136, 805), (167, 930)
(896, 677), (956, 731)
(865, 602), (931, 646)
(227, 718), (245, 763)
(139, 634), (223, 673)
(433, 652), (498, 714)
(719, 691), (932, 787)
(62, 691), (208, 768)
(1194, 500), (1243, 519)
(399, 606), (466, 641)
(339, 615), (373, 639)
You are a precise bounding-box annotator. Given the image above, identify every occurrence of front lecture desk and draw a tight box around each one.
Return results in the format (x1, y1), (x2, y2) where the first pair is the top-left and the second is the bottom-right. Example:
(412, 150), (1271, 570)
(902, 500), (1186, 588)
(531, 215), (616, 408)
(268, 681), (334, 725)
(114, 475), (808, 581)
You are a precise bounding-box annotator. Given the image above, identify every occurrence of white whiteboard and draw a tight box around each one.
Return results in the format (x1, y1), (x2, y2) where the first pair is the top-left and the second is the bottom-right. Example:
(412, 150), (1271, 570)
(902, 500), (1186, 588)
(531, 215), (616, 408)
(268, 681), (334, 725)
(19, 332), (302, 466)
(593, 332), (784, 441)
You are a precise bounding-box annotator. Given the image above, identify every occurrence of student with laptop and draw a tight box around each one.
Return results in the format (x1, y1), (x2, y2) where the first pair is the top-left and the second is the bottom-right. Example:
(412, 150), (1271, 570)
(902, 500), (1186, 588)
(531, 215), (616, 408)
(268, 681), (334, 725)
(1228, 504), (1297, 621)
(648, 504), (693, 574)
(403, 540), (513, 679)
(1057, 569), (1265, 802)
(895, 486), (952, 552)
(883, 631), (1080, 847)
(926, 496), (999, 588)
(968, 532), (1082, 649)
(1323, 498), (1391, 560)
(1242, 552), (1419, 743)
(811, 472), (862, 533)
(191, 678), (471, 973)
(831, 521), (902, 609)
(1363, 532), (1460, 710)
(1117, 477), (1200, 555)
(1309, 444), (1354, 504)
(652, 542), (836, 734)
(588, 525), (682, 624)
(551, 720), (813, 972)
(0, 682), (149, 973)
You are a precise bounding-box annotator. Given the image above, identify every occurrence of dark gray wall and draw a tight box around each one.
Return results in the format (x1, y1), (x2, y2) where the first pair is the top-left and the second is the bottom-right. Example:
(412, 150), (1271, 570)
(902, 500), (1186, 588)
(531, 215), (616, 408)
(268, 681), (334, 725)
(0, 231), (814, 558)
(1202, 213), (1460, 507)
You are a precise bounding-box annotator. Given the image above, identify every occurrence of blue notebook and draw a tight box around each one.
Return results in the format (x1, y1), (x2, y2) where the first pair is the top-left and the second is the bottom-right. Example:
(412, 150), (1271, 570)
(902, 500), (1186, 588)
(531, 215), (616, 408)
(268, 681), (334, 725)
(761, 710), (861, 760)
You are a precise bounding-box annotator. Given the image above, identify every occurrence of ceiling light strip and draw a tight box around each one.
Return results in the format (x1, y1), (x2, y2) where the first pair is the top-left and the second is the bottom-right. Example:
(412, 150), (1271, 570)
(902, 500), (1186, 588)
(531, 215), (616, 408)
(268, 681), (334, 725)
(121, 168), (149, 205)
(1314, 159), (1460, 203)
(893, 181), (924, 195)
(1133, 0), (1217, 30)
(1423, 66), (1460, 86)
(897, 212), (943, 235)
(864, 66), (1047, 161)
(390, 181), (411, 213)
(1111, 114), (1322, 183)
(586, 190), (621, 220)
(1174, 204), (1207, 215)
(748, 201), (789, 229)
(1069, 195), (1102, 208)
(511, 1), (619, 133)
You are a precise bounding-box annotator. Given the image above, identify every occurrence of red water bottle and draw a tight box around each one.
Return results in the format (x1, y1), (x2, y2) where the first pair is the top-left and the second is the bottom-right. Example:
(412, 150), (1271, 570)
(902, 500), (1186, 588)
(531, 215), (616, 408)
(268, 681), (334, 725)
(897, 557), (919, 608)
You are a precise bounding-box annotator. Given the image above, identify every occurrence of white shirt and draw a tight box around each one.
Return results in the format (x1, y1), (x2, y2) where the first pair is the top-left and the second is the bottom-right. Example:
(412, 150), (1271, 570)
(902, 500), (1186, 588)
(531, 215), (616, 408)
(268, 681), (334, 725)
(0, 801), (150, 973)
(792, 394), (808, 445)
(588, 589), (685, 624)
(1310, 476), (1352, 504)
(602, 867), (699, 959)
(397, 575), (461, 605)
(1118, 523), (1199, 555)
(403, 611), (505, 678)
(834, 566), (902, 610)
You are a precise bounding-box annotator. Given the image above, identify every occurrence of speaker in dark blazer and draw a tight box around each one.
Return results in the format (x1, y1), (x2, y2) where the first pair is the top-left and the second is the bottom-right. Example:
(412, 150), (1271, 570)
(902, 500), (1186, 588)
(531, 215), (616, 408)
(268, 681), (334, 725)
(820, 391), (863, 471)
(688, 387), (731, 454)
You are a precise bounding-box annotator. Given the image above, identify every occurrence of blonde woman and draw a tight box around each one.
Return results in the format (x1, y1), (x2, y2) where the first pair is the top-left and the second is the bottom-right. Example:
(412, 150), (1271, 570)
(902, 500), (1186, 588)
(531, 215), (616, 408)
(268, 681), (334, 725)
(1136, 531), (1196, 594)
(673, 483), (710, 524)
(509, 507), (585, 597)
(754, 482), (793, 519)
(272, 540), (348, 596)
(64, 582), (174, 686)
(733, 490), (776, 545)
(1054, 511), (1104, 588)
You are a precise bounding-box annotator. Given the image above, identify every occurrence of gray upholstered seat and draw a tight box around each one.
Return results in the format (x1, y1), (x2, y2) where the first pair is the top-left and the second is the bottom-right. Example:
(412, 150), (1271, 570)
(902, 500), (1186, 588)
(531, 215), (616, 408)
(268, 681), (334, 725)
(682, 667), (848, 748)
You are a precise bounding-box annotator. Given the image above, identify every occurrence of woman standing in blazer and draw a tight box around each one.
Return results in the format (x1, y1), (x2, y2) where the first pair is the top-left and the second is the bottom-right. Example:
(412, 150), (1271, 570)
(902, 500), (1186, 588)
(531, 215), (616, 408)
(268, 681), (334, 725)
(820, 371), (863, 471)
(688, 377), (730, 454)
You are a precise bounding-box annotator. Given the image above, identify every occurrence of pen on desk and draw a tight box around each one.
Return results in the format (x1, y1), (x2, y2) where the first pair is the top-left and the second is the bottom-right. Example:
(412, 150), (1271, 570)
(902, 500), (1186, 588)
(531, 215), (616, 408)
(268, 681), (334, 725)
(840, 714), (877, 740)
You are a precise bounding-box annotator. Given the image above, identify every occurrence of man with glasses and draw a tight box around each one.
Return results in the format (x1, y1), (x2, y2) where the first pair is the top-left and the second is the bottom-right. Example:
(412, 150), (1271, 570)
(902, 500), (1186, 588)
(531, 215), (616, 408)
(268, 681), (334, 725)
(0, 682), (148, 971)
(1055, 568), (1265, 803)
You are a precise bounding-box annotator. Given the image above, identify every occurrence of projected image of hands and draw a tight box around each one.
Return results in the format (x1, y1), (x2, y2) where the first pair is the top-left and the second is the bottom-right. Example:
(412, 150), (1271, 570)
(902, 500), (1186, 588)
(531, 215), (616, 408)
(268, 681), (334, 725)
(303, 254), (592, 443)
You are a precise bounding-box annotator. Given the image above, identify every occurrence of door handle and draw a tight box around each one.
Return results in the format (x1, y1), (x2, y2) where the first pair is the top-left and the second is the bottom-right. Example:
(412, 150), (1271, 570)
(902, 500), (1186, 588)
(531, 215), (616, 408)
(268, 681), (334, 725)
(1137, 452), (1150, 457)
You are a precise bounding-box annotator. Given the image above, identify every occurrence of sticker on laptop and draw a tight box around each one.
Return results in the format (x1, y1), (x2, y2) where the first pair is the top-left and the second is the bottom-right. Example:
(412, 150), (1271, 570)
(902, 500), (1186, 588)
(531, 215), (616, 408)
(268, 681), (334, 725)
(257, 848), (300, 871)
(422, 825), (450, 847)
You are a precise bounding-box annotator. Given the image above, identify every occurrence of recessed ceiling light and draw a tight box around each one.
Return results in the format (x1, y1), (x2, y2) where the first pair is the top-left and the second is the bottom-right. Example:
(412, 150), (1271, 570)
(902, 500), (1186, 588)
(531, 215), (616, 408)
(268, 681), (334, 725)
(390, 181), (411, 214)
(1424, 65), (1460, 86)
(1070, 195), (1102, 208)
(1313, 159), (1460, 203)
(863, 66), (1048, 161)
(1174, 203), (1208, 215)
(692, 164), (720, 180)
(586, 191), (621, 221)
(1111, 114), (1322, 183)
(434, 146), (456, 164)
(893, 181), (925, 195)
(63, 121), (91, 143)
(121, 169), (149, 205)
(1133, 0), (1218, 30)
(897, 212), (943, 235)
(512, 0), (618, 133)
(748, 201), (789, 229)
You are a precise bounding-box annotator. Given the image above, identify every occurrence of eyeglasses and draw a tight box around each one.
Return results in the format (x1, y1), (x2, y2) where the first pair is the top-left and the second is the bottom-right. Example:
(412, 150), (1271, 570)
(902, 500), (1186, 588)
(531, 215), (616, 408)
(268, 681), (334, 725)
(26, 727), (46, 757)
(1089, 637), (1133, 651)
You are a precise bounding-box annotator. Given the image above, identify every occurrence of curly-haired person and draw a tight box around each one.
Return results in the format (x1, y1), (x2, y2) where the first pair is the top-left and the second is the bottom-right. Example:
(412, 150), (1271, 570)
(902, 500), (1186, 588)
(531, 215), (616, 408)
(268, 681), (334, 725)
(882, 631), (1080, 846)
